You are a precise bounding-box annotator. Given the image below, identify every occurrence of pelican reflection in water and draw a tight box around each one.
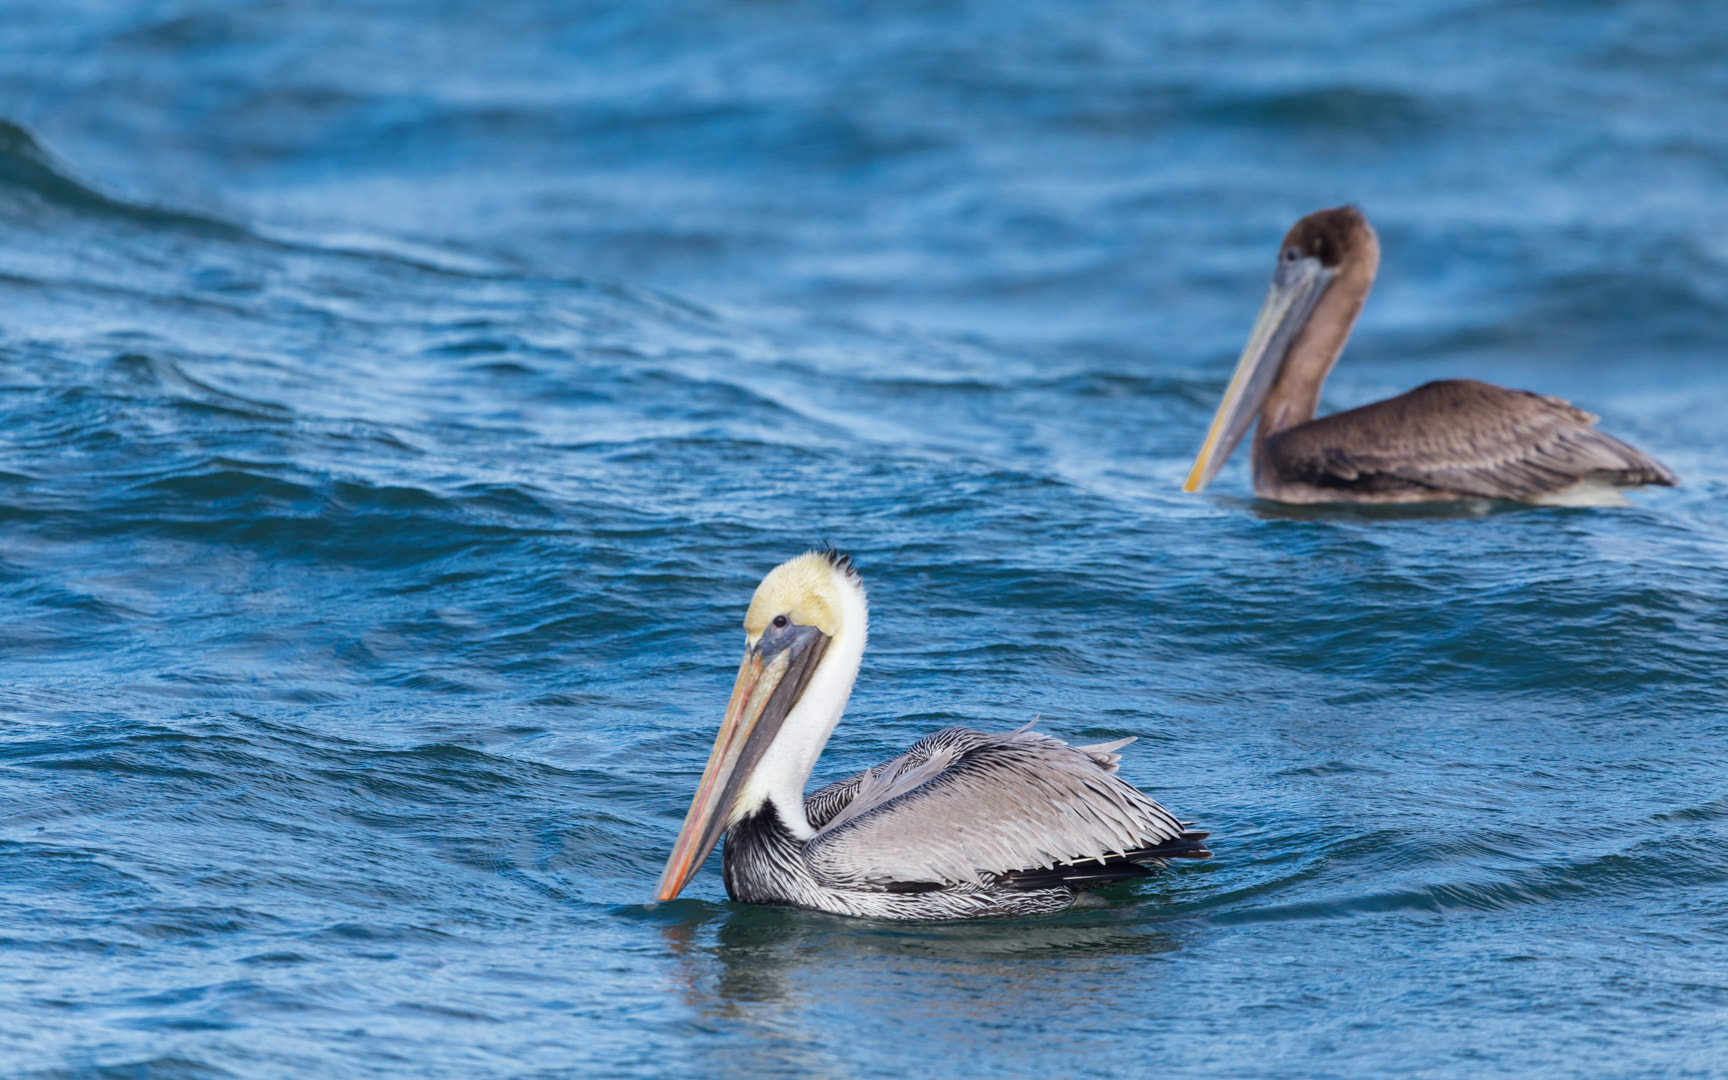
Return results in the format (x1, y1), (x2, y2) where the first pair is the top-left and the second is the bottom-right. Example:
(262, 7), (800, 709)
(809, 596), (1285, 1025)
(1184, 206), (1677, 505)
(655, 550), (1210, 920)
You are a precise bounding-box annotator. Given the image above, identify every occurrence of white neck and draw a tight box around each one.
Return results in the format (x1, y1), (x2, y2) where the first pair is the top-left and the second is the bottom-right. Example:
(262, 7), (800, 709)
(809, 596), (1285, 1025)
(734, 573), (868, 839)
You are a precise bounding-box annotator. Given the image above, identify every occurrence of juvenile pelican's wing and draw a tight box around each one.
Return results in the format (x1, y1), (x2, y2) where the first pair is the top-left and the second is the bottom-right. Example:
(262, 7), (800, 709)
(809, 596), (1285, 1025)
(1265, 379), (1678, 500)
(803, 727), (1194, 888)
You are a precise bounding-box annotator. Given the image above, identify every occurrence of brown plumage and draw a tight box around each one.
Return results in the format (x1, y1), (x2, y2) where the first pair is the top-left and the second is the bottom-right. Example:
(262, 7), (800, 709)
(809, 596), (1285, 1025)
(1259, 379), (1677, 503)
(1184, 206), (1678, 505)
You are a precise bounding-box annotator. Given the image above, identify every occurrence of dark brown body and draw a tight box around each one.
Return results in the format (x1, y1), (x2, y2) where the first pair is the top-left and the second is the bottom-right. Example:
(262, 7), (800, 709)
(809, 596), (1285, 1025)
(1252, 378), (1678, 504)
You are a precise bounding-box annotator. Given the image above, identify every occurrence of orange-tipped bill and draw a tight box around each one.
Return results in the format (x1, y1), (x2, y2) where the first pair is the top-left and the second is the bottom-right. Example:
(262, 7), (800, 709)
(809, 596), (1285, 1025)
(1182, 257), (1333, 493)
(654, 624), (828, 902)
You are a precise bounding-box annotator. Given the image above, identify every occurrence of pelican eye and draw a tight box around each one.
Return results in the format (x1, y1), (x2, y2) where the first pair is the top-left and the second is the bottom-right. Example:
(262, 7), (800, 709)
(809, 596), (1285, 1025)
(1282, 247), (1299, 263)
(772, 614), (790, 629)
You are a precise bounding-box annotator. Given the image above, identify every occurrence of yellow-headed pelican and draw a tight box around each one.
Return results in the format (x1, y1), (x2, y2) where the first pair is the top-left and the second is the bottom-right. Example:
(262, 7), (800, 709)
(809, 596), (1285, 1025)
(1183, 206), (1677, 504)
(654, 550), (1211, 920)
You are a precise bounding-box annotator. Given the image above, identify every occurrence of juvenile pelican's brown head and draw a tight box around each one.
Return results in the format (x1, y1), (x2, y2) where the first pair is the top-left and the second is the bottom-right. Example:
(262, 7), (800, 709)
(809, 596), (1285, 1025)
(1279, 205), (1377, 275)
(655, 550), (867, 902)
(1183, 206), (1380, 493)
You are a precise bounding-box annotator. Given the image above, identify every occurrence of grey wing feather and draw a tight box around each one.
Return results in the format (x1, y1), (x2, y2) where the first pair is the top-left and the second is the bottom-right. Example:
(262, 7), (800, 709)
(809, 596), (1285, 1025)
(803, 728), (971, 828)
(1267, 379), (1677, 499)
(804, 772), (868, 829)
(1074, 736), (1135, 772)
(803, 728), (1185, 888)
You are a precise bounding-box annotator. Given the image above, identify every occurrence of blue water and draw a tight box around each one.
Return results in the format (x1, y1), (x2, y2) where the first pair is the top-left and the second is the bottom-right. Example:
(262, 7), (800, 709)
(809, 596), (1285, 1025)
(3, 2), (1727, 1077)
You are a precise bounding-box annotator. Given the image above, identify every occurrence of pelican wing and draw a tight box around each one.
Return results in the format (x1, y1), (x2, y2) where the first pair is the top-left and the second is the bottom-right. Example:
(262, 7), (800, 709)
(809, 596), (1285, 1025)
(1265, 379), (1677, 499)
(802, 727), (1187, 888)
(802, 734), (1134, 829)
(804, 771), (869, 830)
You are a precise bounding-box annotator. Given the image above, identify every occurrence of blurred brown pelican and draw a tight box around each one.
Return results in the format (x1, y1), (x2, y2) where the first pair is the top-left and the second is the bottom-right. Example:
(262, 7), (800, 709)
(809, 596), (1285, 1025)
(1182, 206), (1677, 504)
(654, 549), (1210, 920)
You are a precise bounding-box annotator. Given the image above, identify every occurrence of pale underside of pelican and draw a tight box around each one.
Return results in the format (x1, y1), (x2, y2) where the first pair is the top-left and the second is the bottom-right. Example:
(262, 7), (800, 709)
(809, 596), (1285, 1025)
(1182, 206), (1678, 505)
(655, 550), (1211, 921)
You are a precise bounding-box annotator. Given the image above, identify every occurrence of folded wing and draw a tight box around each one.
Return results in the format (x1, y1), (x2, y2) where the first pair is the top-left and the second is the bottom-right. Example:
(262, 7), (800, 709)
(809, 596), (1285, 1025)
(802, 727), (1191, 889)
(1265, 379), (1677, 500)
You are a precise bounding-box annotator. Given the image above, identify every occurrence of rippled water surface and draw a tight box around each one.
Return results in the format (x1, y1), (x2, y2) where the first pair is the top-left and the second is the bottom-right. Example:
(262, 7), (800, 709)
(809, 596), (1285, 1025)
(3, 2), (1727, 1077)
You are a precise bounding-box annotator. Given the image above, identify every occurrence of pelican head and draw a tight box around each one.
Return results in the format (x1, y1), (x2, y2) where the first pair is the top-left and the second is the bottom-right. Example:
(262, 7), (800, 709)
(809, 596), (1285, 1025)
(1183, 206), (1380, 493)
(654, 550), (868, 902)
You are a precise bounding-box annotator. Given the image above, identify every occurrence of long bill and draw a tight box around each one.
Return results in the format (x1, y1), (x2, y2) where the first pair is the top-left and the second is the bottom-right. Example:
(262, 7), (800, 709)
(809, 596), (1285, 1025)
(654, 623), (829, 902)
(1182, 257), (1334, 493)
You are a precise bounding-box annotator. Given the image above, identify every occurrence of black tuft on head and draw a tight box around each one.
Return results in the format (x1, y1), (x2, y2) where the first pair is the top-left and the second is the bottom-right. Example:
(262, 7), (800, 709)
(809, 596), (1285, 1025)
(1279, 205), (1371, 270)
(818, 545), (857, 578)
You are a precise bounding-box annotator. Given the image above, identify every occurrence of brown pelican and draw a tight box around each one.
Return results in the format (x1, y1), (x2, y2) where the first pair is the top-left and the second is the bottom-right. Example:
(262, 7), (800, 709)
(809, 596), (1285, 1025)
(1183, 206), (1678, 504)
(654, 550), (1211, 920)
